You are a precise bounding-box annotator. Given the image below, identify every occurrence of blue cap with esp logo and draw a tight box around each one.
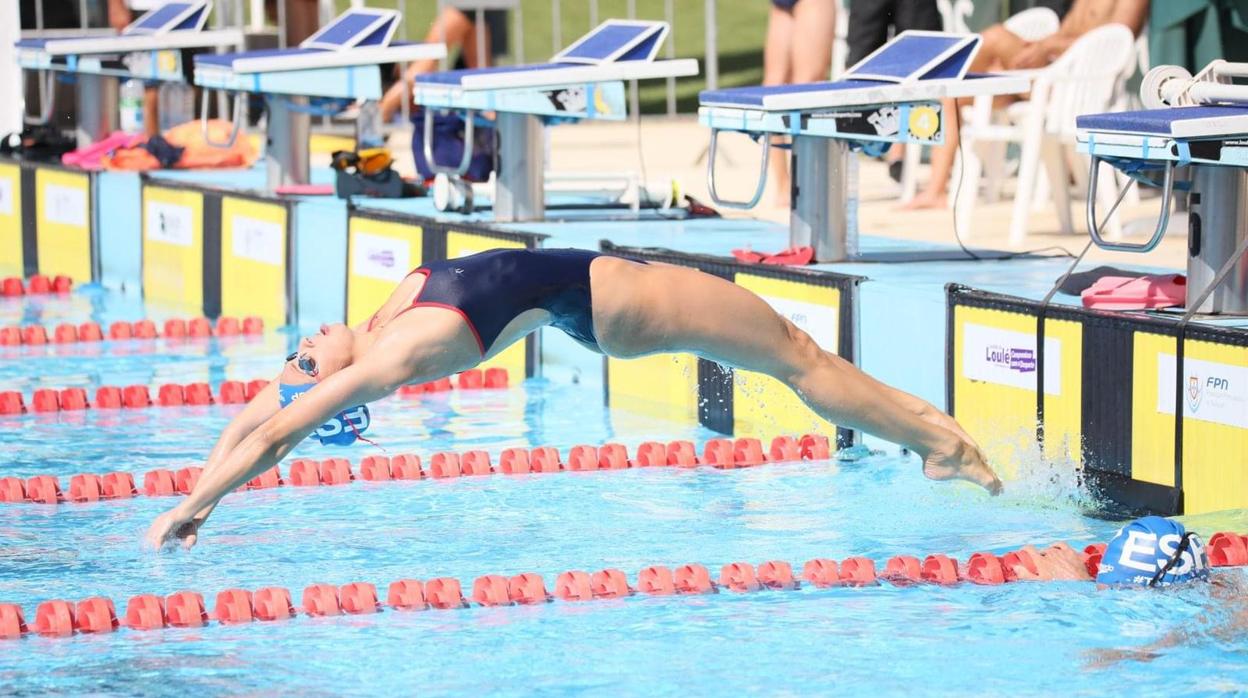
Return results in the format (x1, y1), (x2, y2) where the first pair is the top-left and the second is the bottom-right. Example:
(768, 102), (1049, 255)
(277, 382), (371, 446)
(1096, 516), (1209, 588)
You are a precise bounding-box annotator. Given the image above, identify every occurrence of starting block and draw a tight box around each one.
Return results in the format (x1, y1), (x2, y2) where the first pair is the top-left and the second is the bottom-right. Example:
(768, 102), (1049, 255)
(193, 7), (446, 188)
(698, 31), (1028, 262)
(412, 20), (699, 222)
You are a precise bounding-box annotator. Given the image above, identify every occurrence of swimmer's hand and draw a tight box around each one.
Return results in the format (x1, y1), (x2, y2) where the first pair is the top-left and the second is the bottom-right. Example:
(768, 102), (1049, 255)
(1007, 543), (1092, 582)
(144, 506), (205, 550)
(921, 437), (1003, 495)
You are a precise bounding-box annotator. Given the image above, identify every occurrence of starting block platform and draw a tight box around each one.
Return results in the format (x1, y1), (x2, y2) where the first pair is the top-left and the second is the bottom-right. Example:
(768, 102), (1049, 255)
(192, 8), (444, 188)
(413, 20), (699, 222)
(1077, 59), (1248, 314)
(13, 1), (242, 144)
(15, 1), (241, 82)
(698, 31), (1028, 262)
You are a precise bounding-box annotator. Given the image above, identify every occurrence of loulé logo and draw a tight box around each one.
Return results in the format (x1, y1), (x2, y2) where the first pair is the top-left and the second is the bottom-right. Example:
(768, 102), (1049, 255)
(368, 249), (395, 268)
(985, 345), (1036, 374)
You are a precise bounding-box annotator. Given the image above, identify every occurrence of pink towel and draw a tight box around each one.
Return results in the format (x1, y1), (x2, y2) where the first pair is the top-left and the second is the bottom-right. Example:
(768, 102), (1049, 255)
(61, 131), (143, 171)
(1081, 274), (1186, 310)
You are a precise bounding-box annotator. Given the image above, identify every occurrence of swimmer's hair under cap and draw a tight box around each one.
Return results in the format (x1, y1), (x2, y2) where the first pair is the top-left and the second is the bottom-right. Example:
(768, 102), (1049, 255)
(277, 382), (371, 447)
(1096, 516), (1209, 588)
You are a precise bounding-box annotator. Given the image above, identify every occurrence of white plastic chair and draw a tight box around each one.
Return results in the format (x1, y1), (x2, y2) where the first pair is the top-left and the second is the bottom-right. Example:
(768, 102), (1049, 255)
(899, 7), (1060, 202)
(954, 23), (1137, 244)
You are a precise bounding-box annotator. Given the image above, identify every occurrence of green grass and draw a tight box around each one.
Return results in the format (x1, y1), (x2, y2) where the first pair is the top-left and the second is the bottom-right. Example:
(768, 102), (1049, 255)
(337, 1), (770, 114)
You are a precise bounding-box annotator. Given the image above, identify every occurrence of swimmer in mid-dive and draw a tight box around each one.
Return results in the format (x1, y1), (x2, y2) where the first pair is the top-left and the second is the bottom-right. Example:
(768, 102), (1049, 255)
(146, 248), (1001, 548)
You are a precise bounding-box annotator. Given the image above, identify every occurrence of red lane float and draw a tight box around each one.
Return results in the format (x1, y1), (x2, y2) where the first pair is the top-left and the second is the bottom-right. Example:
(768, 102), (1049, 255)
(6, 532), (1248, 642)
(0, 315), (263, 347)
(4, 432), (840, 507)
(0, 275), (70, 296)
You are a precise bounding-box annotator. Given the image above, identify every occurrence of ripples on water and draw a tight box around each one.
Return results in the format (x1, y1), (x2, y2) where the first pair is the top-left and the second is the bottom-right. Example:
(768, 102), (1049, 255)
(1, 292), (1246, 696)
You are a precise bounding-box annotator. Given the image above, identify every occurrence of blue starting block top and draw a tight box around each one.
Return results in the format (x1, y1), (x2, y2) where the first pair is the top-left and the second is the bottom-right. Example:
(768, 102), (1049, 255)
(1077, 105), (1248, 167)
(698, 32), (1025, 113)
(192, 8), (445, 100)
(14, 0), (240, 80)
(412, 20), (698, 120)
(696, 32), (1027, 145)
(125, 1), (207, 34)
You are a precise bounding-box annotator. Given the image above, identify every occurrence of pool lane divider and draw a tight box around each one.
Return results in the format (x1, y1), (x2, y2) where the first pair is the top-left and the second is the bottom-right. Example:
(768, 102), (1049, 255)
(0, 315), (265, 347)
(0, 367), (509, 416)
(0, 274), (73, 297)
(3, 531), (1246, 640)
(0, 430), (821, 506)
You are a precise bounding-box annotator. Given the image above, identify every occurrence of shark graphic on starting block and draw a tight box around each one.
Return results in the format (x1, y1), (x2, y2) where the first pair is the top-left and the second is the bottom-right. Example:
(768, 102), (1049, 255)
(412, 20), (699, 222)
(697, 31), (1029, 262)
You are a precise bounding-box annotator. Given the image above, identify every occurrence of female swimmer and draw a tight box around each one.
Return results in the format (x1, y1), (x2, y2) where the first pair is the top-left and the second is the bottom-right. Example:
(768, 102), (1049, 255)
(146, 248), (1001, 547)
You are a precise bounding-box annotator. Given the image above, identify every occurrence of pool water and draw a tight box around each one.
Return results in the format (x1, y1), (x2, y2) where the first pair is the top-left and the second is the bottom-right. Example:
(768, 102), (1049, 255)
(2, 288), (1247, 696)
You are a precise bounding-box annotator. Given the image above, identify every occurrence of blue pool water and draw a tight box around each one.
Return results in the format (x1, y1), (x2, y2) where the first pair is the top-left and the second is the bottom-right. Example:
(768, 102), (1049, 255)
(2, 289), (1247, 696)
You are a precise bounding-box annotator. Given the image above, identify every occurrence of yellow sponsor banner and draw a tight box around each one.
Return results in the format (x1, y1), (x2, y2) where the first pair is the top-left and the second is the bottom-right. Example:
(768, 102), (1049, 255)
(731, 273), (840, 437)
(952, 306), (1054, 471)
(346, 217), (422, 327)
(35, 167), (92, 283)
(142, 185), (204, 309)
(221, 196), (288, 326)
(1176, 340), (1248, 514)
(606, 353), (700, 424)
(1130, 332), (1178, 488)
(0, 162), (21, 277)
(445, 230), (526, 379)
(1041, 318), (1082, 465)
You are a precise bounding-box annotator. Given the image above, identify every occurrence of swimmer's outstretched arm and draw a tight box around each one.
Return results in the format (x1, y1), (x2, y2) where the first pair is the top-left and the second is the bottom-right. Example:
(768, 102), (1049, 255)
(171, 377), (284, 547)
(144, 345), (416, 549)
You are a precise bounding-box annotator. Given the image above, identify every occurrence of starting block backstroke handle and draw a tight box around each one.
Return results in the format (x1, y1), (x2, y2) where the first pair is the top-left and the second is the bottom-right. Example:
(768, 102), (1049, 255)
(22, 71), (56, 126)
(706, 128), (769, 210)
(1086, 155), (1174, 253)
(199, 88), (244, 149)
(422, 108), (475, 176)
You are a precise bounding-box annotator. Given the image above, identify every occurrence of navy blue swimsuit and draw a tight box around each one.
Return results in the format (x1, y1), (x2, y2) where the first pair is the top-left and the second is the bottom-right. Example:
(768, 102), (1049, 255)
(398, 248), (604, 354)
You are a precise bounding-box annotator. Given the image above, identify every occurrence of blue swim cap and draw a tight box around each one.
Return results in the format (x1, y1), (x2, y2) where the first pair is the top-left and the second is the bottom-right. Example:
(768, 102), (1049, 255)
(1096, 516), (1209, 588)
(277, 382), (371, 447)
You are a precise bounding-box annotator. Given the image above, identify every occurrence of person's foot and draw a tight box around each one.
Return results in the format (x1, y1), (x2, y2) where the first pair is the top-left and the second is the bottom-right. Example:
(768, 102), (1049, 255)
(900, 189), (947, 210)
(922, 436), (1003, 495)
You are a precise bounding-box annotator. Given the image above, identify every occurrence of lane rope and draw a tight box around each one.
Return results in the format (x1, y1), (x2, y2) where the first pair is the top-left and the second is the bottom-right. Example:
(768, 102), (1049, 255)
(2, 531), (1244, 640)
(0, 431), (824, 505)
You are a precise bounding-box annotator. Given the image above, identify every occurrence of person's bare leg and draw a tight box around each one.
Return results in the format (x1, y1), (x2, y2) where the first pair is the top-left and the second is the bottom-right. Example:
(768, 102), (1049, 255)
(597, 261), (1002, 492)
(380, 8), (477, 122)
(763, 6), (794, 207)
(789, 0), (835, 82)
(904, 24), (1027, 210)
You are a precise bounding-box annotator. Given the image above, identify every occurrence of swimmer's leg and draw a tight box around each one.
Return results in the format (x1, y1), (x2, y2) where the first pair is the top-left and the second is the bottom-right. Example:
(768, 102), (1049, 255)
(631, 267), (1001, 493)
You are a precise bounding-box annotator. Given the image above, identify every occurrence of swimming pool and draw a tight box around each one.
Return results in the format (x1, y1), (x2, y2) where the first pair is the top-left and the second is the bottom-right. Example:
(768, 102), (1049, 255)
(2, 287), (1247, 696)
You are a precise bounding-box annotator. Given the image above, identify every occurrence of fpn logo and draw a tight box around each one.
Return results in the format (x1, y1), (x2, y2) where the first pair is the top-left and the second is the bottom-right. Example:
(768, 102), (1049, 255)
(1187, 374), (1202, 412)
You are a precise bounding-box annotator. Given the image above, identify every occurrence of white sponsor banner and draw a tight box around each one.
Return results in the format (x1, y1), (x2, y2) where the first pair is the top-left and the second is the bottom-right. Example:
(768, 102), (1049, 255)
(351, 231), (409, 282)
(759, 295), (838, 351)
(145, 201), (194, 246)
(45, 184), (87, 227)
(962, 322), (1061, 395)
(231, 215), (283, 266)
(0, 177), (13, 216)
(1157, 354), (1248, 429)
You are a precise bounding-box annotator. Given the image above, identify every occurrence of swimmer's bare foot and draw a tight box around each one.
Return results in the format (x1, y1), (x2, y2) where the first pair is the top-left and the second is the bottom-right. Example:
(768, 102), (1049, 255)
(901, 189), (947, 210)
(922, 436), (1003, 495)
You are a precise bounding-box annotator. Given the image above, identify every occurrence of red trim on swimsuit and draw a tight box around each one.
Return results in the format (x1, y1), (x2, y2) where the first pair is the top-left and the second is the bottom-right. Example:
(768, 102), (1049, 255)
(376, 269), (487, 356)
